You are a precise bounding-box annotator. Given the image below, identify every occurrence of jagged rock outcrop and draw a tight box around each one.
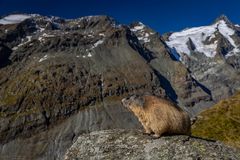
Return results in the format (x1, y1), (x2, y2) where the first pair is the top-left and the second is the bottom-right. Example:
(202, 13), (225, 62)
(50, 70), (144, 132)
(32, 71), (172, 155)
(64, 129), (240, 160)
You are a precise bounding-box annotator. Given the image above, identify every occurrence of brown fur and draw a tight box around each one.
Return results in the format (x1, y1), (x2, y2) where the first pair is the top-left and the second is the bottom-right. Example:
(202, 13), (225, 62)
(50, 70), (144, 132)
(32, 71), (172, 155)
(122, 95), (191, 138)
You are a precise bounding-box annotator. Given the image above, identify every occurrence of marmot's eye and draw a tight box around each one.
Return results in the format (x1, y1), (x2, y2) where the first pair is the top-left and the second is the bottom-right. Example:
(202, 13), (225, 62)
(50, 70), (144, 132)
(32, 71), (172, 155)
(130, 96), (135, 100)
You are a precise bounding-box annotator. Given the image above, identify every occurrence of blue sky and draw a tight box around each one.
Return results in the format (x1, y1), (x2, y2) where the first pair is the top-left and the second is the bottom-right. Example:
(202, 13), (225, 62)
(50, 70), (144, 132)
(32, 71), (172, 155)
(0, 0), (239, 34)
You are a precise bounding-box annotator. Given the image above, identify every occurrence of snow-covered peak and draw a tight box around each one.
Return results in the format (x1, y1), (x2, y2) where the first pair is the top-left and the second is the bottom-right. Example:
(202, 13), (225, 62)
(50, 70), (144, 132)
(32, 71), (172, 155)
(166, 19), (239, 59)
(130, 22), (145, 32)
(214, 15), (232, 25)
(76, 15), (115, 24)
(77, 16), (94, 22)
(0, 14), (32, 25)
(217, 20), (239, 55)
(235, 24), (240, 28)
(130, 22), (154, 43)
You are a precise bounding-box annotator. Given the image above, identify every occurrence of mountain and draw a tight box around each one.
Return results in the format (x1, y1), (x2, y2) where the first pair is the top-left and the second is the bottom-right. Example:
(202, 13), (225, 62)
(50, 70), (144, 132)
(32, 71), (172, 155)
(165, 15), (240, 106)
(192, 92), (240, 149)
(0, 13), (239, 159)
(166, 15), (240, 58)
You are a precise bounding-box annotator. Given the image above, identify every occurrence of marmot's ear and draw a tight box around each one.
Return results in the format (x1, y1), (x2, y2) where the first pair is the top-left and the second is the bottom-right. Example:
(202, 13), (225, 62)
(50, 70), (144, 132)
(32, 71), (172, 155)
(136, 96), (145, 108)
(144, 92), (151, 96)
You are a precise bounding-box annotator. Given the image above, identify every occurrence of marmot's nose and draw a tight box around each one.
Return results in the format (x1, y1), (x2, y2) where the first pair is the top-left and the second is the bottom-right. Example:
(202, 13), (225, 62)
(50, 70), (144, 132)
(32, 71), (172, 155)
(122, 98), (129, 106)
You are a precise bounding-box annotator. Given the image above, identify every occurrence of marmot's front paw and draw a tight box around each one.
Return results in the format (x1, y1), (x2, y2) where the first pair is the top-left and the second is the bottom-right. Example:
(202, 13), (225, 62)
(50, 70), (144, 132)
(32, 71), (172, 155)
(152, 134), (161, 139)
(143, 132), (151, 135)
(144, 129), (152, 134)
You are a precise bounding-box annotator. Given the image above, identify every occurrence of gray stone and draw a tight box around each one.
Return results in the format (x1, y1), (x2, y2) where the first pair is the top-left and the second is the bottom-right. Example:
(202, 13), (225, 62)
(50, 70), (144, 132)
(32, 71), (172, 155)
(64, 129), (240, 160)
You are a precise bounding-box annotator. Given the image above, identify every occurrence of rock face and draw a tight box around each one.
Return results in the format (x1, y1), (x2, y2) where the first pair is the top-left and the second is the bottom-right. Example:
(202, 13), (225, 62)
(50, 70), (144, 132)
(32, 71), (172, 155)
(0, 13), (240, 159)
(64, 129), (240, 160)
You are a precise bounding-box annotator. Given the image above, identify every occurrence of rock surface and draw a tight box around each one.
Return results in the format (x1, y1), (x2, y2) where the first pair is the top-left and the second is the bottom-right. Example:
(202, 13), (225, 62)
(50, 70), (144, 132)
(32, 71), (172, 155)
(64, 129), (240, 160)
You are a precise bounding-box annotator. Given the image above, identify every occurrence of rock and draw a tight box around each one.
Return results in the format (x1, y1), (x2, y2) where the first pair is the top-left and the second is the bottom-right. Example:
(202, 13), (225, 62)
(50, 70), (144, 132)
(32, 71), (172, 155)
(64, 129), (240, 160)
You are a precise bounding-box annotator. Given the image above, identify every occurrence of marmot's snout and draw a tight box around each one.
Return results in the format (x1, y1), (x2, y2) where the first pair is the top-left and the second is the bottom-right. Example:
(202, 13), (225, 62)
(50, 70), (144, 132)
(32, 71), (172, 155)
(121, 97), (130, 108)
(122, 95), (144, 108)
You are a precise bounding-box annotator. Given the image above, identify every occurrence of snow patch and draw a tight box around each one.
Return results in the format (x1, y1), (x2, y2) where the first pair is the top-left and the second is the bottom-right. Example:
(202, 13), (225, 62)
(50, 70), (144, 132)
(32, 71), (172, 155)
(38, 37), (44, 42)
(42, 33), (55, 37)
(235, 24), (240, 27)
(99, 33), (105, 37)
(82, 39), (105, 58)
(87, 52), (92, 57)
(39, 55), (48, 62)
(138, 36), (150, 43)
(218, 20), (240, 54)
(209, 34), (216, 41)
(79, 16), (94, 22)
(130, 23), (151, 43)
(150, 32), (155, 35)
(39, 27), (45, 32)
(84, 49), (93, 58)
(92, 39), (104, 48)
(87, 34), (94, 38)
(145, 33), (149, 37)
(12, 36), (32, 50)
(38, 33), (55, 42)
(0, 14), (31, 25)
(130, 23), (145, 32)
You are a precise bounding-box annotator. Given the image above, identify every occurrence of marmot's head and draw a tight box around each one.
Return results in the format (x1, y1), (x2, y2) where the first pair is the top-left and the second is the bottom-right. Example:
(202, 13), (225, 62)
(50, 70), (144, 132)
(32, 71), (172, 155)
(122, 95), (145, 111)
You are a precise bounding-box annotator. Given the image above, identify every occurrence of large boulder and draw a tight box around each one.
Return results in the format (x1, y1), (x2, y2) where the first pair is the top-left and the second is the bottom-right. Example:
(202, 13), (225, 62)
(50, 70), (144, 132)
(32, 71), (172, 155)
(64, 129), (240, 160)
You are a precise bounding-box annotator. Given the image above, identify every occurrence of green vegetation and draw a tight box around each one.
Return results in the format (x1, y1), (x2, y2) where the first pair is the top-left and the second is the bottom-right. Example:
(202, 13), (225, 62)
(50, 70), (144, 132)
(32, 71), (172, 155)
(192, 92), (240, 149)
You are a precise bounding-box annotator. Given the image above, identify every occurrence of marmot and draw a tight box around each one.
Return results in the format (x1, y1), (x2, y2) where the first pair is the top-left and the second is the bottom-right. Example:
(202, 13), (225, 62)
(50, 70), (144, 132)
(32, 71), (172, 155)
(122, 95), (191, 138)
